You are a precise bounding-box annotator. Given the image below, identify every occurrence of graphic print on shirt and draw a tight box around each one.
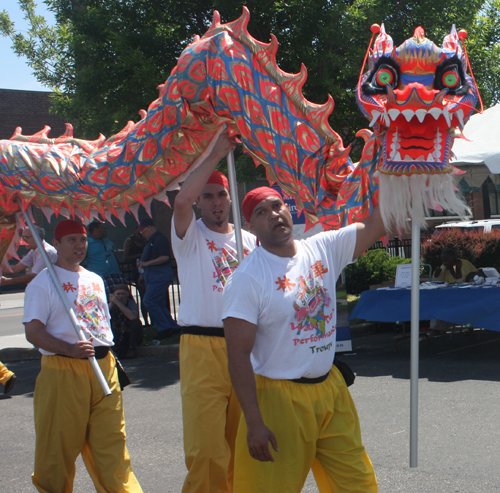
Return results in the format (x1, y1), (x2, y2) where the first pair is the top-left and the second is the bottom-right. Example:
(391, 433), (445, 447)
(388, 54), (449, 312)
(206, 239), (249, 291)
(284, 261), (335, 353)
(72, 282), (111, 340)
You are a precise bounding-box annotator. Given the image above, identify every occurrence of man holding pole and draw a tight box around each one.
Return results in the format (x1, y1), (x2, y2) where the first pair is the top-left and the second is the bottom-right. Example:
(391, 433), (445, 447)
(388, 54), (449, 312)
(172, 128), (256, 492)
(223, 187), (385, 492)
(23, 219), (143, 493)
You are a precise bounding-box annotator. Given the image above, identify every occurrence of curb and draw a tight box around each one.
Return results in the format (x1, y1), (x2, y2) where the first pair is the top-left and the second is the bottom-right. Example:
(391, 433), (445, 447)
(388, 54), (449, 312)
(0, 344), (180, 363)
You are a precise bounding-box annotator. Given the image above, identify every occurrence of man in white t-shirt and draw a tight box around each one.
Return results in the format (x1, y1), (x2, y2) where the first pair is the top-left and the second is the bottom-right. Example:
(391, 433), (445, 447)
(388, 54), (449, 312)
(223, 187), (386, 493)
(23, 219), (143, 493)
(172, 128), (256, 492)
(1, 225), (58, 287)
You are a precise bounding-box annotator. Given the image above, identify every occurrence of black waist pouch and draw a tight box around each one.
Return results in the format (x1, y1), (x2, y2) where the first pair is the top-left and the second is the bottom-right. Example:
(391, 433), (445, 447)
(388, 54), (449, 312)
(333, 356), (355, 387)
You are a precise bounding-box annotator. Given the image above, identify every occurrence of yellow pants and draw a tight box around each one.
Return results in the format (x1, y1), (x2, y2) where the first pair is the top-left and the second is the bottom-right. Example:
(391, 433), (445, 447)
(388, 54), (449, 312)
(180, 334), (241, 493)
(233, 366), (378, 493)
(32, 353), (143, 493)
(0, 361), (14, 386)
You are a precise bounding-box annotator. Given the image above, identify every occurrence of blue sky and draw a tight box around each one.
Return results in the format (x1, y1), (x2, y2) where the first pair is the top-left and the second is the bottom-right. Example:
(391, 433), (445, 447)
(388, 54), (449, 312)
(1, 0), (55, 91)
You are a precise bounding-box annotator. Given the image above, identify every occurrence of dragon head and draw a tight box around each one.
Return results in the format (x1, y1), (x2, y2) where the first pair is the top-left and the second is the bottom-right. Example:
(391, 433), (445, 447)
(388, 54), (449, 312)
(357, 24), (479, 176)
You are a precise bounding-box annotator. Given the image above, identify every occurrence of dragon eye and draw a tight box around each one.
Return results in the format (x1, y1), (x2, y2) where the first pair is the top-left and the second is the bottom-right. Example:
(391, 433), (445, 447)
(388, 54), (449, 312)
(442, 70), (459, 88)
(376, 69), (394, 86)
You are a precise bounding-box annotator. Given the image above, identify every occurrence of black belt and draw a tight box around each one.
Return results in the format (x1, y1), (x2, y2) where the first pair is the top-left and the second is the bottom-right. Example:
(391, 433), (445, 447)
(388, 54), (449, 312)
(290, 370), (330, 384)
(57, 346), (111, 360)
(181, 326), (225, 337)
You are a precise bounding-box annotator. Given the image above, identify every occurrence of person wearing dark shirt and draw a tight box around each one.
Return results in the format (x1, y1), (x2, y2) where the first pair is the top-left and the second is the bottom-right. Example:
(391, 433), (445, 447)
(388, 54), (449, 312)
(123, 232), (150, 325)
(137, 218), (179, 340)
(109, 284), (143, 359)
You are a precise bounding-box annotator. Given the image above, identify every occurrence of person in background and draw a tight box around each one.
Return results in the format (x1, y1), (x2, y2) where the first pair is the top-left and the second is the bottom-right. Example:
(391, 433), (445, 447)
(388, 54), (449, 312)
(0, 361), (16, 394)
(1, 225), (58, 287)
(85, 220), (127, 297)
(137, 218), (179, 341)
(109, 283), (143, 359)
(123, 231), (150, 325)
(433, 248), (477, 283)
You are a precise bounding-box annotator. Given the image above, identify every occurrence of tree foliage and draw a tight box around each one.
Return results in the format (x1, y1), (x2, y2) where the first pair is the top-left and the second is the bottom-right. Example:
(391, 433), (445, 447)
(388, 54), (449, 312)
(1, 0), (499, 168)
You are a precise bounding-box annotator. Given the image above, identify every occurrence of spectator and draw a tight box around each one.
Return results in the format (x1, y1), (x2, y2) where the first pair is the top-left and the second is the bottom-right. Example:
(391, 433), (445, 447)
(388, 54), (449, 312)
(85, 220), (128, 296)
(0, 361), (16, 394)
(123, 232), (150, 325)
(1, 225), (57, 287)
(433, 248), (477, 283)
(137, 218), (179, 340)
(109, 284), (143, 359)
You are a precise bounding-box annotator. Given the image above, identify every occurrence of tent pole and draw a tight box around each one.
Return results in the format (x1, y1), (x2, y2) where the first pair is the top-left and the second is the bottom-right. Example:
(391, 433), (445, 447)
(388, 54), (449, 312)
(19, 204), (112, 396)
(227, 150), (244, 263)
(410, 215), (420, 467)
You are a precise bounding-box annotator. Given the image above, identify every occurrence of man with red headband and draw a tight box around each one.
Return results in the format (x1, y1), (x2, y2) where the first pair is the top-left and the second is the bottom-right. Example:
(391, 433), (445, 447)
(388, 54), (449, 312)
(223, 187), (385, 492)
(172, 127), (256, 492)
(23, 219), (143, 493)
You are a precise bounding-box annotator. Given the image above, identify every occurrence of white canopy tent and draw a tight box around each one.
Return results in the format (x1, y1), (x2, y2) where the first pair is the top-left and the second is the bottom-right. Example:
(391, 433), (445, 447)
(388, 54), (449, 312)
(452, 104), (500, 186)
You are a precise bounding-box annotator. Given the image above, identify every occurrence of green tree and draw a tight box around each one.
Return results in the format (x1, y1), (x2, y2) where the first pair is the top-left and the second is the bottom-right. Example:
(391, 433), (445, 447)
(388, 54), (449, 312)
(2, 0), (499, 154)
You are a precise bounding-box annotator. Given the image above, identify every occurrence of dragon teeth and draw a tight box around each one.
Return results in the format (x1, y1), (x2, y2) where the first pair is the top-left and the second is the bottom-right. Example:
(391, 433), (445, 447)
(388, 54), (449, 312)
(401, 109), (414, 122)
(388, 109), (400, 121)
(428, 107), (442, 120)
(456, 109), (465, 127)
(369, 110), (381, 127)
(415, 109), (427, 123)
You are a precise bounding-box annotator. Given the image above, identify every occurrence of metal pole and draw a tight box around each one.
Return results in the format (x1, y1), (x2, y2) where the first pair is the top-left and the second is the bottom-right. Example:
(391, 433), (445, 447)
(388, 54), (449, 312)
(410, 216), (421, 467)
(19, 206), (112, 396)
(227, 150), (244, 263)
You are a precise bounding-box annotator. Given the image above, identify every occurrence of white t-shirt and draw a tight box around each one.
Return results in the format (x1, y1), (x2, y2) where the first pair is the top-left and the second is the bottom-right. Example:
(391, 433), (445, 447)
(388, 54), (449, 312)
(171, 212), (256, 327)
(20, 240), (58, 274)
(222, 225), (357, 380)
(23, 265), (114, 355)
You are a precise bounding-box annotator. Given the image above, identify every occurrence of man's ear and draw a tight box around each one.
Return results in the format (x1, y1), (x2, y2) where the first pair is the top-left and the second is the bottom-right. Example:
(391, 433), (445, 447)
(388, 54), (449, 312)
(246, 220), (255, 235)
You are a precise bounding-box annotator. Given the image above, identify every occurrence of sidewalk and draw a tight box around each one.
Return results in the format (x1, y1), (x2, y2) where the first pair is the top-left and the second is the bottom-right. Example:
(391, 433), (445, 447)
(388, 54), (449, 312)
(0, 290), (179, 363)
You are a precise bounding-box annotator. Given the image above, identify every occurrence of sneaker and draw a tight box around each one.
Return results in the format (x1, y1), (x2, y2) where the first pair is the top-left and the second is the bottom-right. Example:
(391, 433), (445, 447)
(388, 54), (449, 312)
(4, 375), (16, 395)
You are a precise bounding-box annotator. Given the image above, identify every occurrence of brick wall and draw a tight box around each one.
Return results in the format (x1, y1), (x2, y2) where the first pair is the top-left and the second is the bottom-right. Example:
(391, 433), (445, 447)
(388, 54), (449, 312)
(0, 89), (67, 139)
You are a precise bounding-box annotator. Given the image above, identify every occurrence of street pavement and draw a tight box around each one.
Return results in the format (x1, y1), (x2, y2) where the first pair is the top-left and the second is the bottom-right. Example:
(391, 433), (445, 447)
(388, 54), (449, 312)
(2, 290), (500, 492)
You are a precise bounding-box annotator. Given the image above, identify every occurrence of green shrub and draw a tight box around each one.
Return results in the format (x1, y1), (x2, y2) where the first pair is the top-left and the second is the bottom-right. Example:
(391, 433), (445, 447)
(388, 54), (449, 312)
(421, 230), (500, 272)
(345, 249), (410, 295)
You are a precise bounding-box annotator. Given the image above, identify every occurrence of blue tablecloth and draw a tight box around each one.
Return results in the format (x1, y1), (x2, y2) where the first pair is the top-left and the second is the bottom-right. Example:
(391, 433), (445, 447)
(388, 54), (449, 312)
(349, 285), (500, 332)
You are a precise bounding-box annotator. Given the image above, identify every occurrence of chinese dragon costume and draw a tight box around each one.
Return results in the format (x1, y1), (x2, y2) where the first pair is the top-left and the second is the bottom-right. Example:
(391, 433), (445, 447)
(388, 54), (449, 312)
(0, 7), (479, 266)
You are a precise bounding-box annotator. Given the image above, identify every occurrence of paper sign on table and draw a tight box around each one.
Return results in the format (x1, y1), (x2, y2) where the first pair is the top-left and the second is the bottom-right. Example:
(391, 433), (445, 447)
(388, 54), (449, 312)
(395, 264), (412, 288)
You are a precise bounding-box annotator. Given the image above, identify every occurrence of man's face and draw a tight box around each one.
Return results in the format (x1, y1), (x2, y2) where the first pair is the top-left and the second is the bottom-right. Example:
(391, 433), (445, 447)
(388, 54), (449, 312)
(21, 229), (38, 250)
(113, 289), (129, 304)
(196, 184), (231, 229)
(140, 225), (154, 239)
(441, 255), (455, 268)
(54, 234), (87, 265)
(248, 197), (293, 247)
(91, 224), (106, 239)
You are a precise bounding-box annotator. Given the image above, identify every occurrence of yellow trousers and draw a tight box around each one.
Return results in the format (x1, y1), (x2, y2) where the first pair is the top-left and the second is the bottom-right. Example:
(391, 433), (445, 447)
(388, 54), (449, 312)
(234, 366), (378, 493)
(180, 334), (241, 493)
(32, 353), (143, 493)
(0, 361), (14, 386)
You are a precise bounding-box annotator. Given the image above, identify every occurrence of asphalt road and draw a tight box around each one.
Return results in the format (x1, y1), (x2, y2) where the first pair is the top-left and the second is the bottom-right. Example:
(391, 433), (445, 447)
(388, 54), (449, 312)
(2, 325), (500, 492)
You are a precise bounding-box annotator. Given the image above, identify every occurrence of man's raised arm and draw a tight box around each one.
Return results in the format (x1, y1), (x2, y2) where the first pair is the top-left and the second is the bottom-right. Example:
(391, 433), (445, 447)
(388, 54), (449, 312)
(174, 127), (237, 239)
(353, 205), (387, 260)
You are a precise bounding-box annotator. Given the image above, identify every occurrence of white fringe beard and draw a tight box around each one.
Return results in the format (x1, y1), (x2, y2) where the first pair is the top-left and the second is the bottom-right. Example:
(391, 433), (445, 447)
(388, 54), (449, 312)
(378, 172), (471, 233)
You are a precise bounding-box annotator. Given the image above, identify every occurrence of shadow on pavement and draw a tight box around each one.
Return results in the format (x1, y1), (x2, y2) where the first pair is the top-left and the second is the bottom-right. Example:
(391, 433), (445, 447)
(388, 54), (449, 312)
(348, 323), (500, 383)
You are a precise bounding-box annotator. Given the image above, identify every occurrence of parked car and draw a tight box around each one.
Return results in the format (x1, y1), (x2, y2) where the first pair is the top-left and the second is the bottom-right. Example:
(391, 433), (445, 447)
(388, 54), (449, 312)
(434, 219), (500, 234)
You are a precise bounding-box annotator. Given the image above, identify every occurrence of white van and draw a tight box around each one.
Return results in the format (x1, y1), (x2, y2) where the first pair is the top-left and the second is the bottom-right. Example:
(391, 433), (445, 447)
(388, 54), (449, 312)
(434, 219), (500, 234)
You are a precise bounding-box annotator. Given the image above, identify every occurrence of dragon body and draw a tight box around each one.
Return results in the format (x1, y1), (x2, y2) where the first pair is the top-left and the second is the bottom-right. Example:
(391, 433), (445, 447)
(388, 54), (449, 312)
(0, 8), (478, 264)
